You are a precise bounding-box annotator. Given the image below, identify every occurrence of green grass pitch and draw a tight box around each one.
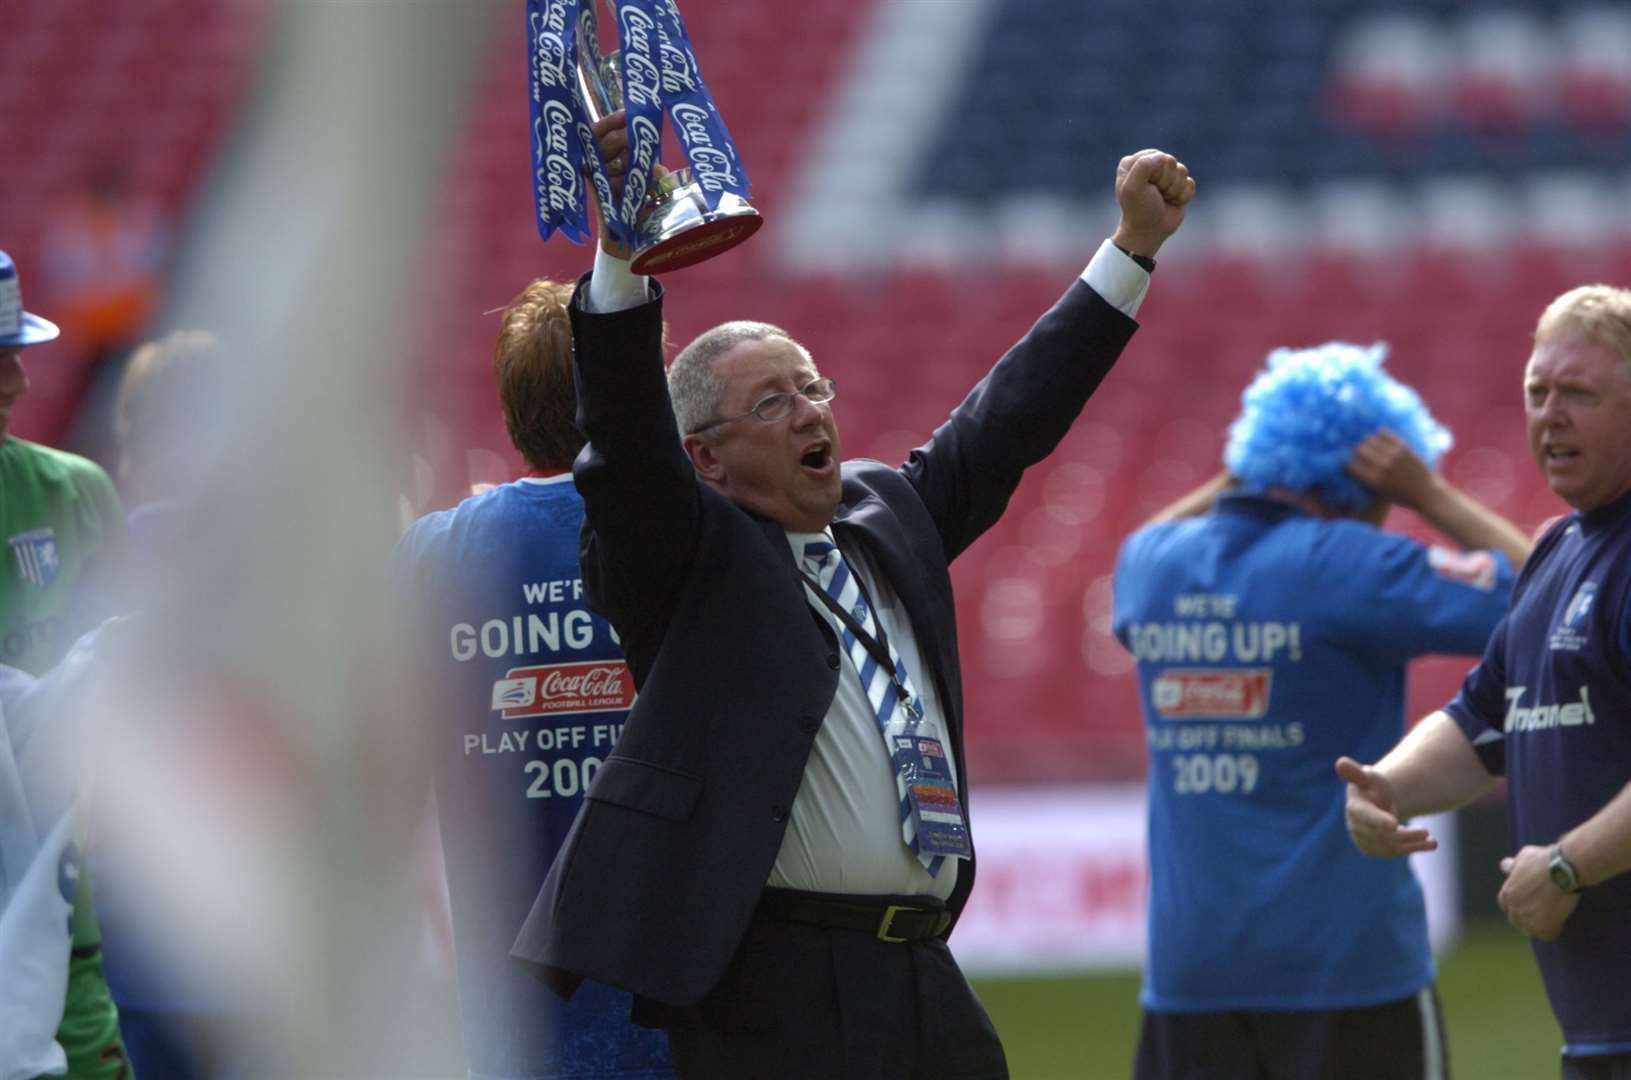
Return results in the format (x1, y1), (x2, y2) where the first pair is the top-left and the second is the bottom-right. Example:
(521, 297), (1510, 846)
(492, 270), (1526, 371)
(972, 920), (1561, 1078)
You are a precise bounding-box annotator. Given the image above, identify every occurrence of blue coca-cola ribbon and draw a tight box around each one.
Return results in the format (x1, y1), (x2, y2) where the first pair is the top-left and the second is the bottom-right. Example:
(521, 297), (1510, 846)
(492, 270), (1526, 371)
(526, 0), (594, 244)
(526, 0), (750, 252)
(639, 0), (752, 208)
(611, 0), (666, 237)
(572, 0), (630, 247)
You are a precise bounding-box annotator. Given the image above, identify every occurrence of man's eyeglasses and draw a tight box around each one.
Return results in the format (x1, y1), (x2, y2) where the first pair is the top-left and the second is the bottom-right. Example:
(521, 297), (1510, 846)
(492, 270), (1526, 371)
(689, 377), (837, 435)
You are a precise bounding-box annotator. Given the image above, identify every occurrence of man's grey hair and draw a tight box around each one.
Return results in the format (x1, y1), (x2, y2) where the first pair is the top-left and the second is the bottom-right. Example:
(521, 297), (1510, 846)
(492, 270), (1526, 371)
(668, 320), (806, 435)
(1535, 284), (1631, 375)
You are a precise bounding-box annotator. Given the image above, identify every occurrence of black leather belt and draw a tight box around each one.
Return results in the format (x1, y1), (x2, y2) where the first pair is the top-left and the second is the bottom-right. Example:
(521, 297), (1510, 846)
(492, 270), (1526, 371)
(758, 888), (951, 943)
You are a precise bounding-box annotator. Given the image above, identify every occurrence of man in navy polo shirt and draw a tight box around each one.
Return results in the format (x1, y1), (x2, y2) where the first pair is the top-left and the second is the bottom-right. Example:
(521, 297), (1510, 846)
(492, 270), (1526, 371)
(1342, 284), (1631, 1079)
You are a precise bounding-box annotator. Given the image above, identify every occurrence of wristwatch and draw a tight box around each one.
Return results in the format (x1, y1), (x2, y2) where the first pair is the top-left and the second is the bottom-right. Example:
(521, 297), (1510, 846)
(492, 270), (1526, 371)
(1547, 843), (1584, 894)
(1111, 243), (1157, 273)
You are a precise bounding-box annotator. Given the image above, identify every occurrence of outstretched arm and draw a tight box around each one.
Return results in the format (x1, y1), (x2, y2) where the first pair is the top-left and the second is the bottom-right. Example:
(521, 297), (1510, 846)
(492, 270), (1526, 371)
(585, 110), (645, 312)
(1142, 471), (1233, 526)
(1336, 710), (1497, 858)
(907, 150), (1195, 559)
(570, 111), (694, 664)
(1347, 430), (1533, 567)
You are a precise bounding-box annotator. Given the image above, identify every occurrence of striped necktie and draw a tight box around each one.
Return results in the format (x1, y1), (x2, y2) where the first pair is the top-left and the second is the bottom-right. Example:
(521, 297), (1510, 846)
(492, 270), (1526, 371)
(802, 538), (950, 876)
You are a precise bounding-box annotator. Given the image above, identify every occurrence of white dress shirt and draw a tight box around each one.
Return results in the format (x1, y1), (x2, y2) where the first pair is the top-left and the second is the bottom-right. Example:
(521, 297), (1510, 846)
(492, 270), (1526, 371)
(773, 528), (960, 899)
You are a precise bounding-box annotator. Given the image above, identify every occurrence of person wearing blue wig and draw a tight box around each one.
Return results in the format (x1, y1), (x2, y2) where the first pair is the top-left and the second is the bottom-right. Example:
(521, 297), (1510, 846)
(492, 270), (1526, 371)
(1112, 340), (1532, 1080)
(1228, 341), (1451, 514)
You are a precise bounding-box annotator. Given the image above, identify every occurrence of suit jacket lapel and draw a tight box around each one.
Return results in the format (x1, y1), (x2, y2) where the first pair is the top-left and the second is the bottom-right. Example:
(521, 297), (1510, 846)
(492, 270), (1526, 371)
(741, 497), (959, 735)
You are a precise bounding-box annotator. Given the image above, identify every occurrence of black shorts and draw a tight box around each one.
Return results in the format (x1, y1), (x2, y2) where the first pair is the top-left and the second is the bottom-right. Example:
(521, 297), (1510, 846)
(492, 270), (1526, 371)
(1134, 987), (1449, 1080)
(1562, 1051), (1631, 1080)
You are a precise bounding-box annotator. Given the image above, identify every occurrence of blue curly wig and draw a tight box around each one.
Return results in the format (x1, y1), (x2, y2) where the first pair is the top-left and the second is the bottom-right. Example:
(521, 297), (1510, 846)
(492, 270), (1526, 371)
(1223, 341), (1451, 510)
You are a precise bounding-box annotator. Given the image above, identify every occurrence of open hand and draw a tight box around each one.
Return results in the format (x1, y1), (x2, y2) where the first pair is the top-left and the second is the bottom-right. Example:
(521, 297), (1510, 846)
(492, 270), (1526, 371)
(1336, 756), (1438, 858)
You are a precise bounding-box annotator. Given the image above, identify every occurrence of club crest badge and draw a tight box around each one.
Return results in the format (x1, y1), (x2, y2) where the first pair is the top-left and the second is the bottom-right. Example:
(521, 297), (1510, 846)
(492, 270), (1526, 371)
(1551, 581), (1597, 652)
(1564, 582), (1597, 627)
(8, 528), (59, 587)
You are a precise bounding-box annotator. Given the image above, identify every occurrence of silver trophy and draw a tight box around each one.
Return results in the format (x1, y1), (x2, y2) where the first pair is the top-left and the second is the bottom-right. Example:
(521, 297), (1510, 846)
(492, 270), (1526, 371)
(575, 0), (761, 274)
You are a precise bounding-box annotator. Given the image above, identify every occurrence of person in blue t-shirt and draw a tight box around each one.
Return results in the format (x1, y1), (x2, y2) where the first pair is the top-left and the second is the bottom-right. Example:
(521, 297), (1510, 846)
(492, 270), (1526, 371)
(1342, 284), (1631, 1080)
(392, 278), (673, 1080)
(1115, 341), (1533, 1080)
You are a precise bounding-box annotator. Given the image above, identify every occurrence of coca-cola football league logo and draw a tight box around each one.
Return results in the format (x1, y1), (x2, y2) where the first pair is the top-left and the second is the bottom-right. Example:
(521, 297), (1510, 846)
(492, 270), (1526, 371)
(491, 660), (636, 720)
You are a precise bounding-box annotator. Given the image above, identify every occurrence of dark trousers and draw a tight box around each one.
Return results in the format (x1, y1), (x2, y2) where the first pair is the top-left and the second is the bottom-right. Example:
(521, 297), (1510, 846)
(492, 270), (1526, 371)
(1134, 987), (1449, 1080)
(118, 1006), (216, 1080)
(640, 901), (1008, 1080)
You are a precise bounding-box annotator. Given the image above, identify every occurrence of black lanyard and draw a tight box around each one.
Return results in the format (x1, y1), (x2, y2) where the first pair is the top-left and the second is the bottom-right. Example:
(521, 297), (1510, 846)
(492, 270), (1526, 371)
(796, 564), (921, 717)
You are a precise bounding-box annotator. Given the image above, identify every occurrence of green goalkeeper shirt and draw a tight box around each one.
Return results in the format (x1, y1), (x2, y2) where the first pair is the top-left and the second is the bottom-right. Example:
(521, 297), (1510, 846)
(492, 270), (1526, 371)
(0, 437), (124, 676)
(0, 437), (130, 1078)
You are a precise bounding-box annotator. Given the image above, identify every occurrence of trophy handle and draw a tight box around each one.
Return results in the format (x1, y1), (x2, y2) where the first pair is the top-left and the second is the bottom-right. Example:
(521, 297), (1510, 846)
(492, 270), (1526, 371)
(575, 0), (621, 122)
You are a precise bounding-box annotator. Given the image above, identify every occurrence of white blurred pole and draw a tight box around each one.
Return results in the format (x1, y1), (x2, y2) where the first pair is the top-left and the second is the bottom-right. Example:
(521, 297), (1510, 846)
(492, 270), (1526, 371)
(97, 1), (501, 1074)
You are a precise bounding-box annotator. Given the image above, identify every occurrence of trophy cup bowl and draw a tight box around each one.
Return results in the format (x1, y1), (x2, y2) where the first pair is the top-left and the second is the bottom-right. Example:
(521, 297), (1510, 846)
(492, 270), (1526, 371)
(625, 166), (762, 274)
(575, 2), (761, 273)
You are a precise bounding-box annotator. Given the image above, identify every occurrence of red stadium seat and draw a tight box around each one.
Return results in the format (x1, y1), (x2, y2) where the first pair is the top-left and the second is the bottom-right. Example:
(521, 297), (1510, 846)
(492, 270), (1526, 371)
(412, 0), (1630, 786)
(0, 0), (263, 444)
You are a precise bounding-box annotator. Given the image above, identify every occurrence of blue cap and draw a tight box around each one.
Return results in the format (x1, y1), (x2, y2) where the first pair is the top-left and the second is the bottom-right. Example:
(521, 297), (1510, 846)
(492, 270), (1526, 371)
(0, 250), (61, 348)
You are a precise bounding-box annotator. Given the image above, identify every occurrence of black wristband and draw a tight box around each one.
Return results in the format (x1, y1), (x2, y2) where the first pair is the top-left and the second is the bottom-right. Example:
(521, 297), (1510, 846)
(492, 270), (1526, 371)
(1113, 243), (1156, 273)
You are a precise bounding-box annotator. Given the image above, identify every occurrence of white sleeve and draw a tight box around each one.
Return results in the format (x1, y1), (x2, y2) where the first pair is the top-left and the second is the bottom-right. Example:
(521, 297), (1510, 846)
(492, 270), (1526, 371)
(0, 804), (74, 1080)
(0, 697), (72, 1080)
(586, 246), (651, 313)
(1080, 239), (1151, 319)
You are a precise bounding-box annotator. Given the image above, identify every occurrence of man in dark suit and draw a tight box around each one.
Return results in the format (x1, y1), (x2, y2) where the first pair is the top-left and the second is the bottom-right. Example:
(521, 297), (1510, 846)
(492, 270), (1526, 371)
(512, 136), (1194, 1079)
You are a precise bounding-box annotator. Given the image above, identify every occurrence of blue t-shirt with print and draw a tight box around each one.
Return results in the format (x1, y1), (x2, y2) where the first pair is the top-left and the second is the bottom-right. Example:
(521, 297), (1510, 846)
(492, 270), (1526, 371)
(1115, 494), (1514, 1012)
(394, 476), (673, 1080)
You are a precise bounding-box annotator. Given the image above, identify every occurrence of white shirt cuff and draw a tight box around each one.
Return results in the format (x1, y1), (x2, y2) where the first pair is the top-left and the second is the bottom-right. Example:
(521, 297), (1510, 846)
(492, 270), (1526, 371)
(1081, 239), (1150, 319)
(587, 245), (650, 313)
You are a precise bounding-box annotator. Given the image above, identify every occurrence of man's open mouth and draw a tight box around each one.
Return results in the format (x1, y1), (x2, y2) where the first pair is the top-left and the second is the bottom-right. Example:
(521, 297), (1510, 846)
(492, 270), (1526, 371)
(800, 443), (832, 470)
